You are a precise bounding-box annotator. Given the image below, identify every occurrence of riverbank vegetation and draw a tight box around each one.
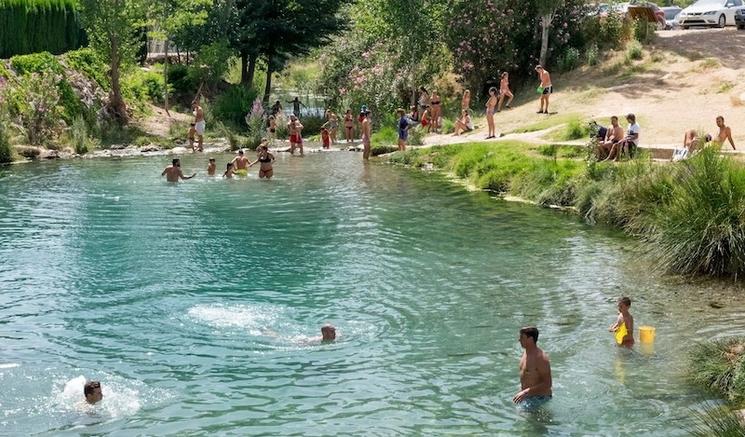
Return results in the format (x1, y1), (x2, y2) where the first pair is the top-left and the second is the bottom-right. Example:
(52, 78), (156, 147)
(388, 143), (745, 278)
(688, 338), (745, 435)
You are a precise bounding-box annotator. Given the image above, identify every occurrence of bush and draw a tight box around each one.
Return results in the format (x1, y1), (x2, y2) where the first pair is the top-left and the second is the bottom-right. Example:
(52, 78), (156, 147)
(626, 40), (644, 61)
(0, 111), (14, 163)
(409, 126), (425, 146)
(689, 403), (745, 437)
(371, 144), (398, 156)
(560, 117), (589, 140)
(62, 48), (109, 89)
(559, 47), (581, 72)
(70, 115), (90, 154)
(586, 44), (599, 66)
(298, 115), (325, 137)
(10, 51), (63, 74)
(371, 126), (397, 147)
(212, 85), (257, 128)
(633, 18), (656, 44)
(121, 69), (168, 110)
(689, 338), (745, 404)
(645, 148), (745, 276)
(244, 98), (264, 150)
(3, 72), (62, 146)
(167, 64), (197, 95)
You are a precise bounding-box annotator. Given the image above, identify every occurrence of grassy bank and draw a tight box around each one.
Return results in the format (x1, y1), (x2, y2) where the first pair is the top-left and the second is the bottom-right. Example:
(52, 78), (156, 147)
(387, 142), (745, 279)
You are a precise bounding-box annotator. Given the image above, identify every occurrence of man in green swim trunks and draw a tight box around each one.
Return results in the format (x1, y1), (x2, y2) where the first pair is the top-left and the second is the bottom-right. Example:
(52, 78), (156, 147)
(514, 326), (552, 411)
(231, 150), (250, 175)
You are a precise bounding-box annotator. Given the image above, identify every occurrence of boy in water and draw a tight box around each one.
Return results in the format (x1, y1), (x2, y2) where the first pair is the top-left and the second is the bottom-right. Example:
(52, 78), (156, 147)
(84, 380), (103, 405)
(609, 297), (634, 348)
(207, 158), (216, 176)
(321, 127), (331, 149)
(223, 162), (235, 179)
(187, 123), (197, 152)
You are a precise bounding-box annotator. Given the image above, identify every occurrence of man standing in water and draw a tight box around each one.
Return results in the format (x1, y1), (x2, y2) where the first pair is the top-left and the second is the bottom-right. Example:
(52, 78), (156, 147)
(535, 65), (552, 115)
(84, 380), (103, 404)
(513, 326), (552, 410)
(361, 110), (372, 160)
(192, 101), (206, 152)
(231, 150), (250, 175)
(161, 158), (196, 182)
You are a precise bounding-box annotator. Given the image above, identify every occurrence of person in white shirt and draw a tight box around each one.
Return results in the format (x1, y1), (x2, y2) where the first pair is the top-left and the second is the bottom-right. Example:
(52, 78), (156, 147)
(605, 113), (640, 161)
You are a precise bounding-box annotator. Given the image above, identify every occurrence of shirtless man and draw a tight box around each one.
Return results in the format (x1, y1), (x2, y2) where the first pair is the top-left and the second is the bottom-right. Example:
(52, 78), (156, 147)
(513, 326), (552, 411)
(535, 65), (552, 115)
(598, 116), (624, 159)
(84, 380), (103, 405)
(287, 97), (304, 118)
(207, 158), (216, 176)
(161, 158), (196, 182)
(713, 116), (736, 150)
(231, 150), (250, 175)
(361, 110), (372, 160)
(288, 115), (304, 156)
(192, 101), (205, 152)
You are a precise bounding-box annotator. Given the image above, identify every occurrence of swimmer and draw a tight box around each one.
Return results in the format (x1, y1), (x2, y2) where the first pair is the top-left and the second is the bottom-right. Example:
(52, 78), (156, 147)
(306, 324), (337, 343)
(84, 380), (103, 405)
(513, 326), (552, 410)
(250, 140), (275, 179)
(231, 150), (250, 175)
(207, 158), (216, 176)
(223, 162), (235, 179)
(609, 297), (634, 348)
(161, 158), (196, 182)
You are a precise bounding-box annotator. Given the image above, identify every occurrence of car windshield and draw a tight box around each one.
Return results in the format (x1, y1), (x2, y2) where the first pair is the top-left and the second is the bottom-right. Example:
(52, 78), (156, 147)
(664, 9), (680, 18)
(692, 0), (724, 6)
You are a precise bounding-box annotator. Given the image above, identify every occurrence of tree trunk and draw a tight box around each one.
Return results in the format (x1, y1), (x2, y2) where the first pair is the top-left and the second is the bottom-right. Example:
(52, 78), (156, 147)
(241, 51), (257, 87)
(108, 35), (129, 124)
(163, 40), (171, 116)
(539, 15), (551, 67)
(263, 61), (274, 104)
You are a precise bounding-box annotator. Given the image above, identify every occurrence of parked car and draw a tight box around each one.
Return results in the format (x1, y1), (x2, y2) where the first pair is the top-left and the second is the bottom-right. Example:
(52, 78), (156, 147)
(627, 2), (667, 28)
(661, 6), (683, 29)
(678, 0), (744, 28)
(736, 7), (745, 28)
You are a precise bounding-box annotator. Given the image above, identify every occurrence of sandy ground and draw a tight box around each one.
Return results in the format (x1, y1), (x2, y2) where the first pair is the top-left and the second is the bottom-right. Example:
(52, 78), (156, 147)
(432, 28), (745, 153)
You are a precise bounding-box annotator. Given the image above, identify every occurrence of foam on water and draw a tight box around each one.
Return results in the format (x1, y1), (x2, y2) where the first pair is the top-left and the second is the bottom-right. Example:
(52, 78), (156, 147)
(187, 303), (284, 335)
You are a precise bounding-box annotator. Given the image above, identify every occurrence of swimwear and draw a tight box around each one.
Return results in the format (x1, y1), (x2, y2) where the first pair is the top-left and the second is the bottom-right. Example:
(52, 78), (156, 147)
(195, 120), (206, 135)
(486, 107), (495, 116)
(235, 168), (248, 176)
(259, 156), (272, 163)
(517, 395), (551, 412)
(542, 86), (553, 95)
(431, 100), (441, 105)
(290, 133), (302, 144)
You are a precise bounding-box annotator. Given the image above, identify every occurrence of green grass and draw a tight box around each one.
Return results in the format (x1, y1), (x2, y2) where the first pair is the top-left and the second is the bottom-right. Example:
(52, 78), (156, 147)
(689, 337), (745, 404)
(508, 113), (583, 135)
(689, 403), (745, 437)
(371, 126), (397, 147)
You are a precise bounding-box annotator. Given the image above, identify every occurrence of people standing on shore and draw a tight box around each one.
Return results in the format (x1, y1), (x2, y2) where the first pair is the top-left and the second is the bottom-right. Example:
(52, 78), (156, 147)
(535, 66), (552, 115)
(609, 297), (635, 348)
(361, 110), (372, 160)
(288, 114), (304, 156)
(486, 87), (498, 139)
(498, 72), (514, 111)
(409, 105), (419, 123)
(325, 110), (339, 144)
(344, 109), (355, 143)
(251, 141), (275, 179)
(161, 158), (196, 182)
(461, 89), (471, 111)
(287, 97), (304, 118)
(396, 108), (413, 151)
(207, 158), (216, 176)
(84, 380), (103, 405)
(192, 101), (206, 151)
(418, 86), (430, 113)
(430, 90), (442, 133)
(513, 326), (552, 411)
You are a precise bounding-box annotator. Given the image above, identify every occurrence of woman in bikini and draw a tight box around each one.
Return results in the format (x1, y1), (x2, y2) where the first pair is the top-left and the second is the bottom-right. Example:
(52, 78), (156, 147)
(251, 140), (275, 179)
(344, 109), (354, 143)
(461, 89), (471, 111)
(430, 90), (441, 133)
(498, 72), (513, 112)
(486, 87), (498, 139)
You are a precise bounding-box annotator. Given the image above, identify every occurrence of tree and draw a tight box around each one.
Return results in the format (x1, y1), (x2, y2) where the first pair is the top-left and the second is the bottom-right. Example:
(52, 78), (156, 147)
(537, 0), (564, 67)
(80, 0), (145, 123)
(148, 0), (211, 114)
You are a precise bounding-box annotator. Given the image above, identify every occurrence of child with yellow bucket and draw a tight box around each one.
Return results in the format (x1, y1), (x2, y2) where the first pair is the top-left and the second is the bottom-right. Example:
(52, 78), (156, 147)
(609, 297), (635, 348)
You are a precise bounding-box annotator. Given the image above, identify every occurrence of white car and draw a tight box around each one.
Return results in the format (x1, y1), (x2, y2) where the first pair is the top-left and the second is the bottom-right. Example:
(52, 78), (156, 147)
(678, 0), (744, 28)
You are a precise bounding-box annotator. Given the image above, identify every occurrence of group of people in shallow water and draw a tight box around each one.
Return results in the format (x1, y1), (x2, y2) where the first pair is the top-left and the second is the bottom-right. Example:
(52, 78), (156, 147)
(161, 139), (275, 182)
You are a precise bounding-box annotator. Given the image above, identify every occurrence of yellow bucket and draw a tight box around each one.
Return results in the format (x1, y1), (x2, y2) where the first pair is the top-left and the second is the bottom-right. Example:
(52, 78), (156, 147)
(639, 326), (656, 344)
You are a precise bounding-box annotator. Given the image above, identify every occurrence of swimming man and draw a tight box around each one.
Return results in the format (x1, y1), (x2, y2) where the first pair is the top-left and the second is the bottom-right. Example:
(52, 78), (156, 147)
(514, 326), (552, 410)
(207, 158), (216, 176)
(161, 158), (196, 182)
(84, 380), (103, 405)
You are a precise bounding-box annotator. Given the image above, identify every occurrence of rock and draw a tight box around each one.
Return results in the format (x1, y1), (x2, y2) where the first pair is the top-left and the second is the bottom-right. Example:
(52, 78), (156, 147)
(109, 144), (127, 150)
(709, 301), (724, 309)
(15, 146), (41, 159)
(39, 149), (60, 160)
(140, 145), (161, 153)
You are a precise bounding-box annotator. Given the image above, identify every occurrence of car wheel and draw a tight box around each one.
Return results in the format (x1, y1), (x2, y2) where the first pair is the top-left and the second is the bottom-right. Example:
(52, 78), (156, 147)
(718, 14), (726, 28)
(739, 25), (745, 30)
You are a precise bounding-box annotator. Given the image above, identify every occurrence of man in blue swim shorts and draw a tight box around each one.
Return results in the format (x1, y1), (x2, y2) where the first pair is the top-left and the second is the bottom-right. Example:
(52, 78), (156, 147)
(513, 326), (552, 411)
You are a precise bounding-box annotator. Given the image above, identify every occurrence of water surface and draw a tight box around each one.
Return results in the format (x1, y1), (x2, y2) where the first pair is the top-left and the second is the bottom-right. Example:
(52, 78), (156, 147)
(1, 152), (743, 435)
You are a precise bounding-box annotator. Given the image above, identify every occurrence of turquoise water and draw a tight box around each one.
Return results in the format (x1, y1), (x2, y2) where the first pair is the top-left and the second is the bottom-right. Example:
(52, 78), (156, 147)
(1, 153), (744, 435)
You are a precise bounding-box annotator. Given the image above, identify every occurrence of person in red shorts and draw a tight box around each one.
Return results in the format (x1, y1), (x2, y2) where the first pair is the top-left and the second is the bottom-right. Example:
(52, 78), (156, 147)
(288, 114), (304, 156)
